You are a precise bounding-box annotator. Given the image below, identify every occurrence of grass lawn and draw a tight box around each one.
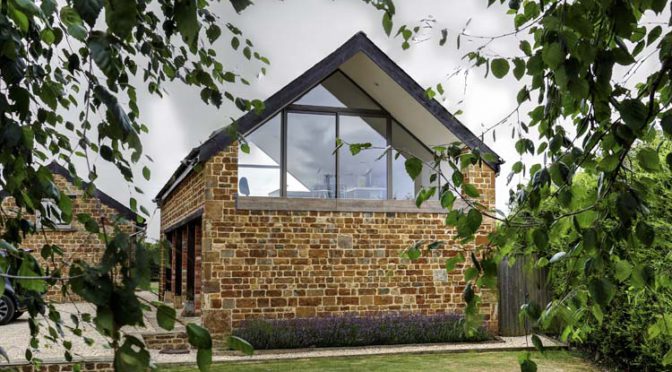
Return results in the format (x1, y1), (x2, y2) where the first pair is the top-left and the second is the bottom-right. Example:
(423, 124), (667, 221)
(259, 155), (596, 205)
(162, 351), (597, 372)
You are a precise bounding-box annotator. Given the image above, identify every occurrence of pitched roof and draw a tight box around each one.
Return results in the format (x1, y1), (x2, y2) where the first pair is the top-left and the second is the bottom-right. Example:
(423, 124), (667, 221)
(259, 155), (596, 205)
(155, 31), (503, 203)
(0, 162), (143, 225)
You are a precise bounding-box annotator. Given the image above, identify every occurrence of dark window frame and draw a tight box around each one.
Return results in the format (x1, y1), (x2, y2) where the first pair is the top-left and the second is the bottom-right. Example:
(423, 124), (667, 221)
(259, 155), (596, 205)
(239, 69), (439, 200)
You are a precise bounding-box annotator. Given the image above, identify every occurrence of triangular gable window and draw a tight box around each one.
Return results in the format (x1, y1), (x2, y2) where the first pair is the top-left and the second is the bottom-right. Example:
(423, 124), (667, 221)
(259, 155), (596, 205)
(238, 70), (439, 200)
(294, 71), (381, 110)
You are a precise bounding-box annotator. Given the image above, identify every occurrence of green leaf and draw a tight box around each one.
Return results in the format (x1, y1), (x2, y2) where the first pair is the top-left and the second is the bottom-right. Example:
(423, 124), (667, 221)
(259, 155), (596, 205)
(415, 187), (436, 207)
(11, 0), (42, 15)
(348, 143), (371, 156)
(404, 157), (422, 180)
(206, 24), (221, 43)
(463, 184), (480, 198)
(598, 154), (620, 172)
(663, 348), (672, 366)
(174, 0), (199, 49)
(229, 0), (253, 13)
(142, 166), (151, 181)
(519, 40), (532, 56)
(94, 85), (133, 137)
(228, 335), (254, 355)
(40, 29), (56, 44)
(662, 114), (672, 137)
(88, 32), (118, 78)
(619, 99), (648, 131)
(635, 221), (655, 246)
(427, 241), (444, 251)
(632, 264), (655, 289)
(9, 7), (29, 33)
(592, 304), (604, 326)
(74, 0), (103, 26)
(512, 58), (525, 80)
(637, 147), (661, 172)
(60, 6), (88, 41)
(452, 171), (463, 187)
(519, 353), (538, 372)
(549, 162), (569, 186)
(532, 229), (548, 250)
(614, 258), (632, 282)
(187, 323), (212, 349)
(463, 282), (475, 302)
(440, 190), (456, 210)
(104, 0), (137, 39)
(17, 258), (46, 292)
(156, 304), (176, 331)
(58, 193), (73, 221)
(401, 242), (423, 261)
(583, 228), (597, 252)
(588, 278), (616, 307)
(382, 12), (393, 36)
(491, 58), (510, 79)
(445, 253), (465, 272)
(197, 348), (212, 371)
(531, 334), (544, 354)
(542, 42), (564, 68)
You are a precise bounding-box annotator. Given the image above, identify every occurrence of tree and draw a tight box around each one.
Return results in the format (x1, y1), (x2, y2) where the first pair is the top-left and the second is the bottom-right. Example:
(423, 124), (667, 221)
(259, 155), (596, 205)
(0, 0), (397, 370)
(0, 0), (269, 369)
(538, 138), (672, 369)
(377, 0), (672, 370)
(3, 0), (672, 370)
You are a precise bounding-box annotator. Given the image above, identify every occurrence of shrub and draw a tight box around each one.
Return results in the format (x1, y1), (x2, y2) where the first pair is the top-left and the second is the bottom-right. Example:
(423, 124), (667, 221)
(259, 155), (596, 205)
(232, 313), (492, 349)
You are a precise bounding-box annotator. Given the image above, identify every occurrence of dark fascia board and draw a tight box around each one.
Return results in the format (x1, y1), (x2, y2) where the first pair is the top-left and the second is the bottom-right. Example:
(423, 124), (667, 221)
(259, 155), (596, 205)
(155, 31), (503, 203)
(46, 162), (145, 226)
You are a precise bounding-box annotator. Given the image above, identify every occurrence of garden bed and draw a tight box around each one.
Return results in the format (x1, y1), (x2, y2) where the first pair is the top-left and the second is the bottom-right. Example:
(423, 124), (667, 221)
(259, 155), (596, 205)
(232, 313), (493, 350)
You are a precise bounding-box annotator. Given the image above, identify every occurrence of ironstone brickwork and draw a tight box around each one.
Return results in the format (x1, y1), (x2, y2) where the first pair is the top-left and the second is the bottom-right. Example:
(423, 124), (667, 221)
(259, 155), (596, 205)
(0, 167), (141, 303)
(159, 144), (499, 346)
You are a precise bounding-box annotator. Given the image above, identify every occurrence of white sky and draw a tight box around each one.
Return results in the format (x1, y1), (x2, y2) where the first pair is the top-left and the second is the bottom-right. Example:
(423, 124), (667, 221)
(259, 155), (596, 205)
(72, 0), (661, 240)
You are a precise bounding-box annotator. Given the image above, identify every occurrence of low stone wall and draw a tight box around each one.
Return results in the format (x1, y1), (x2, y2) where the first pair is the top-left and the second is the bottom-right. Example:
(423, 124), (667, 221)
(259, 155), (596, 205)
(2, 359), (114, 372)
(142, 331), (192, 352)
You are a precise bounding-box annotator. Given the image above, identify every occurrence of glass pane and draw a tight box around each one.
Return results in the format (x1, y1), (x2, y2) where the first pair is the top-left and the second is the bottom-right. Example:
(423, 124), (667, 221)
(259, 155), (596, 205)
(338, 116), (387, 200)
(391, 121), (438, 200)
(295, 71), (380, 110)
(238, 115), (281, 197)
(286, 113), (336, 198)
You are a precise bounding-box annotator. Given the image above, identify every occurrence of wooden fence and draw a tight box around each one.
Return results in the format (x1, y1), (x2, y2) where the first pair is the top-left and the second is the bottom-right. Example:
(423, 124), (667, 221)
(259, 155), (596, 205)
(498, 255), (552, 336)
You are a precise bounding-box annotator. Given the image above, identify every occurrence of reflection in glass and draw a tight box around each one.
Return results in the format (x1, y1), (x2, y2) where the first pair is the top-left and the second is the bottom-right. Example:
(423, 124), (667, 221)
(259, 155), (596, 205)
(286, 113), (336, 198)
(338, 116), (387, 200)
(238, 115), (281, 196)
(391, 121), (438, 200)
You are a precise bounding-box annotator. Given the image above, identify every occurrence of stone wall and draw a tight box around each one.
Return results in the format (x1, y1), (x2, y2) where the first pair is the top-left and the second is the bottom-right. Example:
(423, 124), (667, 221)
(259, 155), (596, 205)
(7, 360), (115, 372)
(0, 173), (139, 303)
(142, 331), (191, 352)
(193, 144), (498, 346)
(159, 170), (204, 231)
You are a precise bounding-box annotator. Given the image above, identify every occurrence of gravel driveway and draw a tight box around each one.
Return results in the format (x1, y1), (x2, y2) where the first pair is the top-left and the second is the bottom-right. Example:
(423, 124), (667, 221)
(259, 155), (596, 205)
(0, 292), (166, 364)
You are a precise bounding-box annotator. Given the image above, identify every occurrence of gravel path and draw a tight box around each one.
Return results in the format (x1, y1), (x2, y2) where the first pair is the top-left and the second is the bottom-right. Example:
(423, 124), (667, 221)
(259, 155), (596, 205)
(0, 299), (564, 367)
(154, 335), (565, 366)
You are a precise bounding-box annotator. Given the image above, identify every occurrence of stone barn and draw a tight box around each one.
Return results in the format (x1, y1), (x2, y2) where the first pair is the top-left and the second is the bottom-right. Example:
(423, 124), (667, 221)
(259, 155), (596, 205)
(154, 32), (502, 343)
(0, 161), (144, 303)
